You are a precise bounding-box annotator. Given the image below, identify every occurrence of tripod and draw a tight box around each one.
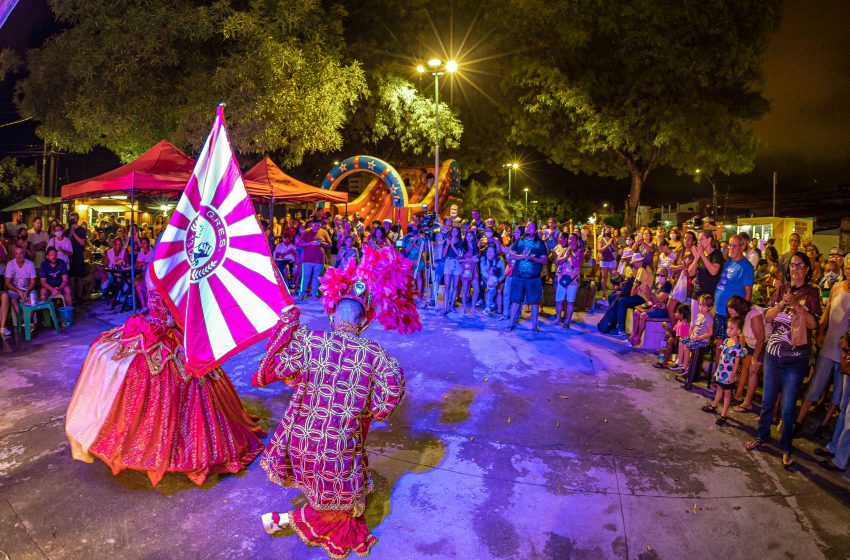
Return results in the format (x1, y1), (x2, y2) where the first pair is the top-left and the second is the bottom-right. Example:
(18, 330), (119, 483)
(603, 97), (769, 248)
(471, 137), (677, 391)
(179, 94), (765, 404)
(413, 233), (439, 309)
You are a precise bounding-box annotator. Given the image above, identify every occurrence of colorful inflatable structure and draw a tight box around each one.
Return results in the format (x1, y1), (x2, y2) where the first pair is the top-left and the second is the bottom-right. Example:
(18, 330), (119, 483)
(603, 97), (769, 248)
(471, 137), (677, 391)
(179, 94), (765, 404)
(321, 156), (461, 225)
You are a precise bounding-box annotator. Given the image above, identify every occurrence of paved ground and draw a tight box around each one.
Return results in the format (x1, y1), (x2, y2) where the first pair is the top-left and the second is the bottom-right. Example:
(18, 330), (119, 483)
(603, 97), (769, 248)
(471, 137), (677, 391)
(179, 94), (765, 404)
(1, 300), (849, 560)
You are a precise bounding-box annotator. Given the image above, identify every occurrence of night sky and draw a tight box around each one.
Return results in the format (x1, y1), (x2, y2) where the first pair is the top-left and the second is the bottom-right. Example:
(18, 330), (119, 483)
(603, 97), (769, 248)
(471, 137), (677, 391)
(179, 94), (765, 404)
(1, 0), (848, 210)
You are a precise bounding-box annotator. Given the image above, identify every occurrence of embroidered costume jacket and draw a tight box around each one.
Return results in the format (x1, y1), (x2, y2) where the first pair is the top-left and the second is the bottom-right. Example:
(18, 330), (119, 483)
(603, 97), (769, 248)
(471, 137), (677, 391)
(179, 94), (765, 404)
(253, 310), (405, 511)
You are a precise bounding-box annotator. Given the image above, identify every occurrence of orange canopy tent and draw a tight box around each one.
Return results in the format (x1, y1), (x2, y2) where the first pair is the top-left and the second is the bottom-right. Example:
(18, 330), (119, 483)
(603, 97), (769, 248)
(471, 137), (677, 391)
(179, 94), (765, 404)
(61, 140), (195, 199)
(243, 157), (348, 204)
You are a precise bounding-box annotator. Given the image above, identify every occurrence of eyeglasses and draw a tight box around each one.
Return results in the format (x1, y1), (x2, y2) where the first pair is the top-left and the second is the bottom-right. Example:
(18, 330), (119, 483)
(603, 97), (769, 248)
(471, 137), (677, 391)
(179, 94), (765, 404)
(788, 263), (806, 270)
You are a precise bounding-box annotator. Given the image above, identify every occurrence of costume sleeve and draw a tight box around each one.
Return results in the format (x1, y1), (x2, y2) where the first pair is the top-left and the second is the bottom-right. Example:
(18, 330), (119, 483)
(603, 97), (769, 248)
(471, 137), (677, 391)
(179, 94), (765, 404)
(252, 306), (306, 388)
(368, 347), (406, 421)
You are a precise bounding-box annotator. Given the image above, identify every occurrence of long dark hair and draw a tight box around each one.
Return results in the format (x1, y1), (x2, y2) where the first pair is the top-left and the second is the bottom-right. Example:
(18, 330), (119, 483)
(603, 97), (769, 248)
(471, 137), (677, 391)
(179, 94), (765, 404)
(785, 251), (813, 283)
(726, 294), (752, 319)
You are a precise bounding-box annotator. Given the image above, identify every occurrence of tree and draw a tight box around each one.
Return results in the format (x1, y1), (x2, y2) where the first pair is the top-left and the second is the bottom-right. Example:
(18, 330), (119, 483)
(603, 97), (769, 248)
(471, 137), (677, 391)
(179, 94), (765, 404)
(13, 0), (367, 163)
(497, 0), (781, 230)
(455, 179), (515, 221)
(0, 158), (39, 209)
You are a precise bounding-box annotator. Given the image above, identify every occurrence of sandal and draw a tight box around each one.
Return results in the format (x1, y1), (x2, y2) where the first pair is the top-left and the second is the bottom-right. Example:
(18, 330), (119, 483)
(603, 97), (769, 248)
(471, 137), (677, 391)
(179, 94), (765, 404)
(745, 439), (765, 451)
(652, 362), (667, 369)
(782, 452), (794, 469)
(715, 416), (728, 426)
(701, 405), (718, 414)
(733, 405), (753, 413)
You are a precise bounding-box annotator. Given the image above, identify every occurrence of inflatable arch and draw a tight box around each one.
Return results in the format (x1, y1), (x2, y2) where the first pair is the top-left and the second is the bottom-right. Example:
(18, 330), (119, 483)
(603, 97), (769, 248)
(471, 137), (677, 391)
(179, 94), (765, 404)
(321, 156), (408, 208)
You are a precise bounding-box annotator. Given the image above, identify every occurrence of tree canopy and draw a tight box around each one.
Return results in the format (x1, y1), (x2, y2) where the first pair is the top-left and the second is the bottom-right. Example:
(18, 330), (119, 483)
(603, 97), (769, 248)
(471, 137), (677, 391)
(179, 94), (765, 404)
(7, 0), (781, 215)
(495, 0), (781, 228)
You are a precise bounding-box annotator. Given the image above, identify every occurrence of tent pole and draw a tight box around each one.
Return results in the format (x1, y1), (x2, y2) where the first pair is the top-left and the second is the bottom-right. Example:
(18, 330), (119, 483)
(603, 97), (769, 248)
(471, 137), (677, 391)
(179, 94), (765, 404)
(269, 196), (274, 246)
(130, 189), (137, 313)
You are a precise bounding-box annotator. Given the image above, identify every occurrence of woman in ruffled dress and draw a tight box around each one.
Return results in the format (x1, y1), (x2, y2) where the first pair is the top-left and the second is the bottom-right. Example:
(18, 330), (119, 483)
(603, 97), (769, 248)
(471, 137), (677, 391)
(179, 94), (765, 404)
(65, 275), (265, 487)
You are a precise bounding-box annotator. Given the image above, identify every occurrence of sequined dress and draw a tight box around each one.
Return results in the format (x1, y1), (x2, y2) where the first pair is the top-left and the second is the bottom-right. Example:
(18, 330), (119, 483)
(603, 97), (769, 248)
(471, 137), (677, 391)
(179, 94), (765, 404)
(65, 290), (265, 487)
(254, 309), (405, 559)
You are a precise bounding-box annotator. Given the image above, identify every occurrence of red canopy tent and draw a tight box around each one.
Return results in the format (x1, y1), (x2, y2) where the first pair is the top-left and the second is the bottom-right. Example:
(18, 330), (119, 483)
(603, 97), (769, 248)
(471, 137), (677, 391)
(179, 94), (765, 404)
(61, 140), (195, 199)
(243, 157), (348, 204)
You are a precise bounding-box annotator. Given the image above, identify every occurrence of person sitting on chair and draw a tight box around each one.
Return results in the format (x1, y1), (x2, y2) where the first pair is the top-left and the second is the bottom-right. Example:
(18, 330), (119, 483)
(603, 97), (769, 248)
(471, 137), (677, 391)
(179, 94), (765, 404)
(39, 246), (73, 307)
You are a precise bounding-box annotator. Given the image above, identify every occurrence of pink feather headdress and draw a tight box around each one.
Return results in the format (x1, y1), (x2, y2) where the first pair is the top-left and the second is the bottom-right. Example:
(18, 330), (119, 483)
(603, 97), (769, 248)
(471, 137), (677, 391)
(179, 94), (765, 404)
(319, 246), (422, 335)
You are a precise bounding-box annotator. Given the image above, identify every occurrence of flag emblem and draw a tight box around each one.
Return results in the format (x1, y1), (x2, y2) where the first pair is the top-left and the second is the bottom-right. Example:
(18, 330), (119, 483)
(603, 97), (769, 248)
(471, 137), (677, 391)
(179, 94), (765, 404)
(151, 104), (294, 378)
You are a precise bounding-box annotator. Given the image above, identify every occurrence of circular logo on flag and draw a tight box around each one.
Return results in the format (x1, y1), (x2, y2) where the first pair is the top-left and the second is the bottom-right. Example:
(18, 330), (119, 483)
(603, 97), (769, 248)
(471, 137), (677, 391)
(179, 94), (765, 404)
(186, 209), (228, 281)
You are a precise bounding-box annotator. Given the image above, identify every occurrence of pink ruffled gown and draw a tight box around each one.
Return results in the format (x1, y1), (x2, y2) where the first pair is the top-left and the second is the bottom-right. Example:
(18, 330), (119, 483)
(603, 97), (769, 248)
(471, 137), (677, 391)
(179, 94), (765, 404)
(65, 289), (265, 487)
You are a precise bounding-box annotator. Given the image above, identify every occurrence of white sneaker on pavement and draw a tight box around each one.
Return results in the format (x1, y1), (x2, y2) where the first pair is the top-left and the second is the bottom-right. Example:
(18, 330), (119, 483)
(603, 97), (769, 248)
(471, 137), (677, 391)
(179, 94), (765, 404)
(261, 512), (290, 535)
(0, 327), (10, 336)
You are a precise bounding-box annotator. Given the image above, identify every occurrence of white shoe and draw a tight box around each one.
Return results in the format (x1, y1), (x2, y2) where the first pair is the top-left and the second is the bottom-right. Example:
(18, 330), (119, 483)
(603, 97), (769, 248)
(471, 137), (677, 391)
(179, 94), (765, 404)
(0, 327), (10, 336)
(261, 512), (289, 535)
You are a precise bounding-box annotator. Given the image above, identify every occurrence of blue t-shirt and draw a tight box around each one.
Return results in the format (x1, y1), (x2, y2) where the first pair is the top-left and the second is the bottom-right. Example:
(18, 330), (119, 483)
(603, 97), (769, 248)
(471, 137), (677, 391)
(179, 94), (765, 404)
(40, 259), (68, 288)
(714, 257), (754, 316)
(511, 237), (547, 278)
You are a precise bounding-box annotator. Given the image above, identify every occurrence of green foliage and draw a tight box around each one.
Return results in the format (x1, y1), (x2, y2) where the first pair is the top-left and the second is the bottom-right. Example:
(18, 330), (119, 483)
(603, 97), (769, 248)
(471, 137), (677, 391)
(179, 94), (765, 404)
(455, 179), (512, 221)
(0, 49), (21, 82)
(496, 0), (781, 226)
(527, 195), (595, 225)
(0, 158), (39, 209)
(364, 75), (462, 157)
(14, 0), (366, 163)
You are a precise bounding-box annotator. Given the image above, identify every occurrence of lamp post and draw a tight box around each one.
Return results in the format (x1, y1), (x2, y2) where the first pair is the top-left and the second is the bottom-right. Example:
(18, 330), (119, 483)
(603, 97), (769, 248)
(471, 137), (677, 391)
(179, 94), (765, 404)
(523, 187), (529, 221)
(695, 169), (717, 218)
(417, 59), (457, 218)
(503, 162), (519, 200)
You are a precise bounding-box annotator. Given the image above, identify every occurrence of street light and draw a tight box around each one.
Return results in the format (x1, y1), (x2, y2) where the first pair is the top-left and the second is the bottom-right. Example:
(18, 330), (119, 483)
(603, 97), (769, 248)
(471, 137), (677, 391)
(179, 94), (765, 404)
(695, 169), (717, 218)
(502, 162), (519, 200)
(523, 187), (529, 221)
(418, 58), (458, 218)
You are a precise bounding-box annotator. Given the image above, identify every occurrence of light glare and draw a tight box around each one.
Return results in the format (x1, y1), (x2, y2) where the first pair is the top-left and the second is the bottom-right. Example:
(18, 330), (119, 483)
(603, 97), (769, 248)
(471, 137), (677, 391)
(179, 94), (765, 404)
(427, 58), (442, 68)
(445, 60), (458, 72)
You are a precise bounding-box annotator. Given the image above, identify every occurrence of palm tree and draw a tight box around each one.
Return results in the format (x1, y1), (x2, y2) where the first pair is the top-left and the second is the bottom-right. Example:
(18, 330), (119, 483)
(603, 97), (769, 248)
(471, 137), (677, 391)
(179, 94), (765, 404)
(456, 179), (515, 221)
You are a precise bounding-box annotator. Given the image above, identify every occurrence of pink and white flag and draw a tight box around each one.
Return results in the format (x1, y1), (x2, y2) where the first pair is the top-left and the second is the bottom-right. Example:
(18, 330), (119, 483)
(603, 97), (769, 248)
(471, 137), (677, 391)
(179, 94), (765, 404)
(151, 104), (294, 379)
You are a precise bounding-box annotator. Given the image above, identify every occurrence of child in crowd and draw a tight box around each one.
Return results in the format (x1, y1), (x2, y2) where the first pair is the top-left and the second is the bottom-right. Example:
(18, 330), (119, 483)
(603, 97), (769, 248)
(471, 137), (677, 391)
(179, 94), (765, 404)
(479, 245), (505, 316)
(702, 315), (747, 426)
(336, 235), (359, 270)
(653, 303), (690, 369)
(669, 293), (714, 373)
(459, 246), (480, 316)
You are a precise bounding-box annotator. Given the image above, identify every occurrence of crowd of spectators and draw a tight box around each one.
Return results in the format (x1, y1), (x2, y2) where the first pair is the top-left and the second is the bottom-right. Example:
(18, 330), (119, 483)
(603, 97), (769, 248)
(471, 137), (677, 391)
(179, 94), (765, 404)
(1, 210), (161, 336)
(3, 205), (849, 475)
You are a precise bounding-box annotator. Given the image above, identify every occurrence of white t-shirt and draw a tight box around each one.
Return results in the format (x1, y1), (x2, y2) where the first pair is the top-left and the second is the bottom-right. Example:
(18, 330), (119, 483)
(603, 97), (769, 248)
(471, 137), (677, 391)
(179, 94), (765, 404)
(5, 258), (36, 291)
(47, 236), (73, 265)
(135, 248), (153, 268)
(742, 306), (763, 349)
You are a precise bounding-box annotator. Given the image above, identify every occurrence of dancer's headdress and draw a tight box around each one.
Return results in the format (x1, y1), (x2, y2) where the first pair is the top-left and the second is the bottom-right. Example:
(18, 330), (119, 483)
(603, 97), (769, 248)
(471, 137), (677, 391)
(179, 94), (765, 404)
(319, 246), (421, 334)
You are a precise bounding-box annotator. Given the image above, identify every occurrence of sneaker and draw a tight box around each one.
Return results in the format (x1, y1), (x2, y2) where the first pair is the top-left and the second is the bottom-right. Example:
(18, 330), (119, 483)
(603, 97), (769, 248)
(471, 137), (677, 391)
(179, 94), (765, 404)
(261, 512), (289, 535)
(625, 339), (634, 348)
(613, 329), (627, 337)
(715, 416), (728, 426)
(0, 327), (10, 336)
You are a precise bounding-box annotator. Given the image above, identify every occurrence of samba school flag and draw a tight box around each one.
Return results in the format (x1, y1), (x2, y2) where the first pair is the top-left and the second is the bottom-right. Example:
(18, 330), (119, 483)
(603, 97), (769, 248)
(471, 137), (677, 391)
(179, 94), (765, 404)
(151, 104), (295, 378)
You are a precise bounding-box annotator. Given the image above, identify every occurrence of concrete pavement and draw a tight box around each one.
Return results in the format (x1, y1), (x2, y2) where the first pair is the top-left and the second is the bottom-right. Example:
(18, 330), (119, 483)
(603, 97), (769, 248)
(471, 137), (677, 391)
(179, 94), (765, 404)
(1, 300), (849, 559)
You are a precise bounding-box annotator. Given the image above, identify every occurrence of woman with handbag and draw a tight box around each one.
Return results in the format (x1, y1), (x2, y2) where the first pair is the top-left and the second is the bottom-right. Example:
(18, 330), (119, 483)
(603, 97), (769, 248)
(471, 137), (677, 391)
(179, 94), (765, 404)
(746, 252), (822, 468)
(667, 231), (697, 323)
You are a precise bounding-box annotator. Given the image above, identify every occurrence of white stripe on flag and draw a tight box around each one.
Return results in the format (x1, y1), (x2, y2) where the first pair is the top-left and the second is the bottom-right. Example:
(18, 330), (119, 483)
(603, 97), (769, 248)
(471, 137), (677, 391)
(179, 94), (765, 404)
(215, 266), (280, 332)
(167, 274), (188, 309)
(199, 125), (232, 208)
(174, 190), (195, 221)
(159, 223), (186, 245)
(227, 215), (261, 238)
(216, 176), (245, 218)
(226, 247), (278, 284)
(197, 277), (237, 360)
(153, 249), (187, 281)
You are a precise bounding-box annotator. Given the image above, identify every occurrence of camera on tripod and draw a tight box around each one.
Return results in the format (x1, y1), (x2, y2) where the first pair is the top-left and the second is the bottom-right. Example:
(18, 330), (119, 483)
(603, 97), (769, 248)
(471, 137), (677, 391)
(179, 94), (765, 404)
(416, 204), (438, 238)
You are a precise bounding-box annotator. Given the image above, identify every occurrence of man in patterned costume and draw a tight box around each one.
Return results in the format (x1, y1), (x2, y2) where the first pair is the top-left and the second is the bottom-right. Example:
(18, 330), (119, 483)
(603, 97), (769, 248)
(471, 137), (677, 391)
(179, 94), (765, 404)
(253, 246), (421, 559)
